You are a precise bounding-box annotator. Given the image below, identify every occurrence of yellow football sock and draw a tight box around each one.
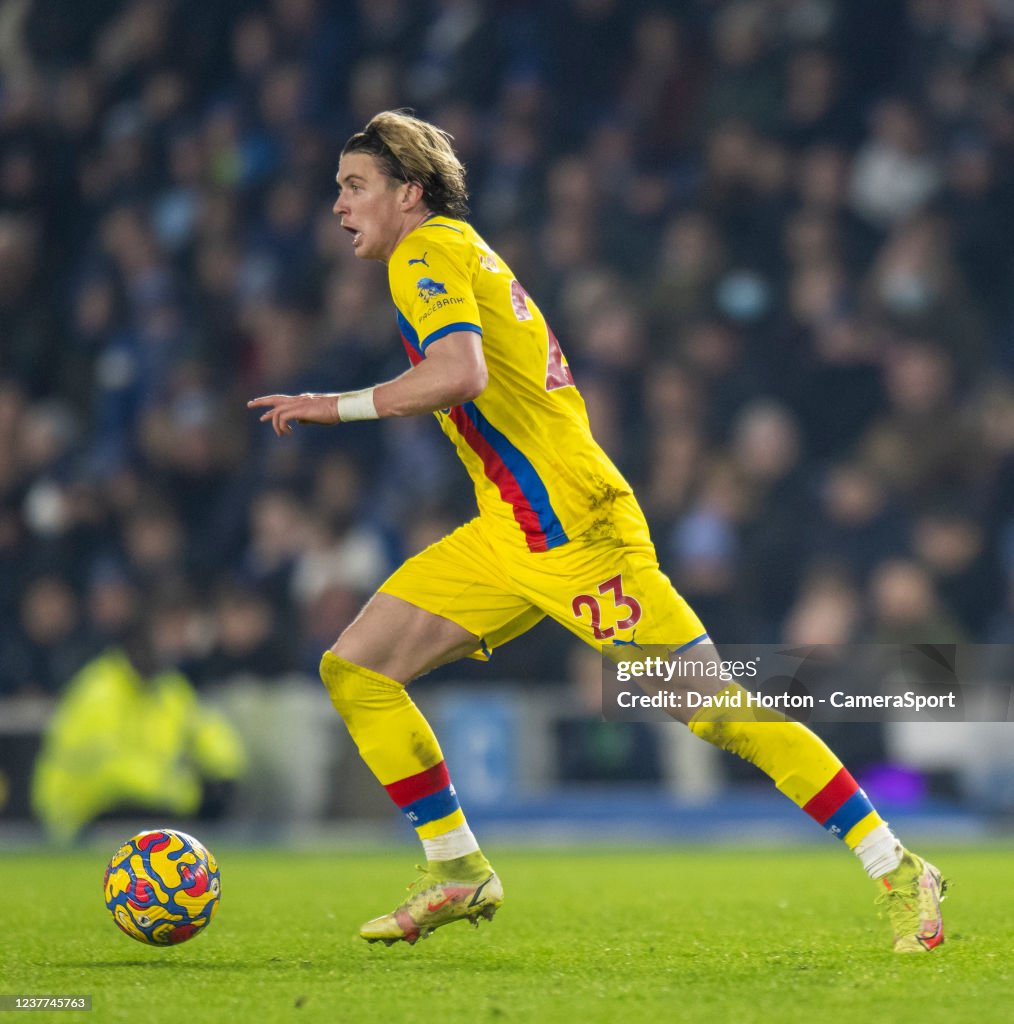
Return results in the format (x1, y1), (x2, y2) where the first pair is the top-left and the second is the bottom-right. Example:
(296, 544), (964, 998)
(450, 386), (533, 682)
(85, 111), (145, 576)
(319, 651), (478, 857)
(688, 682), (883, 847)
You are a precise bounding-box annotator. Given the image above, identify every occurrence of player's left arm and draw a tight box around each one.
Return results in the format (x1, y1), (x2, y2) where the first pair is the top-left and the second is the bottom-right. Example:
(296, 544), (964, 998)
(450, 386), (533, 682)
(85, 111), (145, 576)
(247, 330), (486, 436)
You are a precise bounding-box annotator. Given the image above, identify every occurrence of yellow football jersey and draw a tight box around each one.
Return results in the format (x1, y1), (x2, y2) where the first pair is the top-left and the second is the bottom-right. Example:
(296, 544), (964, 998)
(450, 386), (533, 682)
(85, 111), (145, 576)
(388, 216), (632, 552)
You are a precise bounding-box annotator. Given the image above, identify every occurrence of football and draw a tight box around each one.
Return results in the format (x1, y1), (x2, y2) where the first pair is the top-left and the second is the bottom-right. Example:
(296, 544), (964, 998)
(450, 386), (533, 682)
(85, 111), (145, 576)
(103, 829), (221, 945)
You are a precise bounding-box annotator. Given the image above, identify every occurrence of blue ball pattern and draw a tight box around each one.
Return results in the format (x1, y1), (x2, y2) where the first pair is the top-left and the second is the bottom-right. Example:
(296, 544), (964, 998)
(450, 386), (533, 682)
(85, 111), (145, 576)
(103, 829), (221, 945)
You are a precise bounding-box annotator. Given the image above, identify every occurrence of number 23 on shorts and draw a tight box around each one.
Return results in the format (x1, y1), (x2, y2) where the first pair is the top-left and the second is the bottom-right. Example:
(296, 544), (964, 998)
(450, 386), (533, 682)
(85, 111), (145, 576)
(571, 574), (642, 642)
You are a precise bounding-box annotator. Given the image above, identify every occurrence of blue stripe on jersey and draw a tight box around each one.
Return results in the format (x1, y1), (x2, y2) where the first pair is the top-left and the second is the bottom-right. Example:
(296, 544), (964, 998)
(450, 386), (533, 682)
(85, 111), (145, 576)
(401, 785), (461, 828)
(824, 788), (875, 838)
(397, 310), (423, 357)
(460, 401), (569, 549)
(421, 321), (483, 351)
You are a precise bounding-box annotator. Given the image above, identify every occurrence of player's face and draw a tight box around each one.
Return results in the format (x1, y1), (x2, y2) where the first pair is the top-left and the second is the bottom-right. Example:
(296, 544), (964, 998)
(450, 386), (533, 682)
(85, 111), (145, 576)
(333, 153), (410, 263)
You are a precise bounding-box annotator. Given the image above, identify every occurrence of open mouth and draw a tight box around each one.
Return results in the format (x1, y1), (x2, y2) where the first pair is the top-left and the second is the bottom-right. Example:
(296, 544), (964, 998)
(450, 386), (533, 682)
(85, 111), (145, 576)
(342, 224), (362, 247)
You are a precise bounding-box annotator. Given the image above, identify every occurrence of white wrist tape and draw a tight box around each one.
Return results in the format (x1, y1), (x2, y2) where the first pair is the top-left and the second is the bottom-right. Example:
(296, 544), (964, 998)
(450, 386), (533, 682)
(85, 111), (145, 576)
(336, 388), (379, 422)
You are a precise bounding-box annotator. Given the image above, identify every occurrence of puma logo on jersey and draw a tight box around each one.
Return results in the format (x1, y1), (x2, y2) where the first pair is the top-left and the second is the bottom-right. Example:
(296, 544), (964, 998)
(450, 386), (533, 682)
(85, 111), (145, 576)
(409, 252), (429, 267)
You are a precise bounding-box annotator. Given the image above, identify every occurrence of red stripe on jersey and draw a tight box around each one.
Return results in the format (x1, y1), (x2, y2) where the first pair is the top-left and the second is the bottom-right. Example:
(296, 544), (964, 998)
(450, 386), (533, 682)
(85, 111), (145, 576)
(401, 333), (423, 365)
(448, 405), (548, 551)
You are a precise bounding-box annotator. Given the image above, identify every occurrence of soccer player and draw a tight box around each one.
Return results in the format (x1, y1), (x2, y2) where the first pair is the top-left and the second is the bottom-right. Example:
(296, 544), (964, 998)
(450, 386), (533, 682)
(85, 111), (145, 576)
(248, 110), (946, 951)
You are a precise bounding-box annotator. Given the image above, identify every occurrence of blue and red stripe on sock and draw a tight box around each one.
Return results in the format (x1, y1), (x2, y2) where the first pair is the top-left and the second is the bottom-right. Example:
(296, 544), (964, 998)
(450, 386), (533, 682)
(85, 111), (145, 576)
(384, 761), (461, 829)
(802, 766), (876, 840)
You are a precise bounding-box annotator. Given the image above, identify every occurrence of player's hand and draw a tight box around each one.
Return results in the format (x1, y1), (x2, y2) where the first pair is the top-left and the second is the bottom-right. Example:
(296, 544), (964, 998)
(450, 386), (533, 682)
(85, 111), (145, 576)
(247, 393), (341, 436)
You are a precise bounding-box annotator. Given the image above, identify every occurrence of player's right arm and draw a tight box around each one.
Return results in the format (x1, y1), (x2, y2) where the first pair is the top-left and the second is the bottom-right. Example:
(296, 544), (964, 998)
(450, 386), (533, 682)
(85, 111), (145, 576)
(373, 329), (487, 416)
(247, 330), (486, 436)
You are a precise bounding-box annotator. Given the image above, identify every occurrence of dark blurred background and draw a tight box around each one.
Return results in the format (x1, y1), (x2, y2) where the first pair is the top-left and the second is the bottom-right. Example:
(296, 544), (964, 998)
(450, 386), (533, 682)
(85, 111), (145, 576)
(2, 0), (1014, 840)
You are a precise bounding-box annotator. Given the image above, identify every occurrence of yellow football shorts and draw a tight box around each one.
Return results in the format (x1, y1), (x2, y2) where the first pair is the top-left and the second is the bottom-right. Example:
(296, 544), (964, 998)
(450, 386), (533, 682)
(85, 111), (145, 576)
(379, 495), (706, 659)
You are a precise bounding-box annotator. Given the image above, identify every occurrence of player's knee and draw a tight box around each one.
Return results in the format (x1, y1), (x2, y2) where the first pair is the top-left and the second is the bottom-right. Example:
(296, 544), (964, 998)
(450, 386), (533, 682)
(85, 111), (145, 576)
(318, 650), (407, 721)
(320, 651), (367, 718)
(689, 716), (748, 757)
(329, 619), (410, 681)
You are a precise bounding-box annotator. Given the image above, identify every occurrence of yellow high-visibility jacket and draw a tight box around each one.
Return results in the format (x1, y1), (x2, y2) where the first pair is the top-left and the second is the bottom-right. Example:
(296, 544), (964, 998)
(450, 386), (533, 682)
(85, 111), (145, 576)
(32, 649), (246, 843)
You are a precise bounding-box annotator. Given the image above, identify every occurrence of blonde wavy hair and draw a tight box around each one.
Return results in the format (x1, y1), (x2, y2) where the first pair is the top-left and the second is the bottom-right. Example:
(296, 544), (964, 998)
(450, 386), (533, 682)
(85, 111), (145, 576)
(342, 109), (469, 218)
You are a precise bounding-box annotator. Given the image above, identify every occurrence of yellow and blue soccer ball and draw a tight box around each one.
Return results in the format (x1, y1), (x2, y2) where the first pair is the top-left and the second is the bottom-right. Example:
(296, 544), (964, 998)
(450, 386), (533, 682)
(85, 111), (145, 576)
(103, 829), (221, 945)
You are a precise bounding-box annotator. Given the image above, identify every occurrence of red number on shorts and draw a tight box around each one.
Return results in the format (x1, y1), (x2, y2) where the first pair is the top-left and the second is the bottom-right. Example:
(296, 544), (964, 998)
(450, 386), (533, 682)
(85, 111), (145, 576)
(572, 575), (642, 641)
(572, 594), (614, 640)
(599, 574), (642, 630)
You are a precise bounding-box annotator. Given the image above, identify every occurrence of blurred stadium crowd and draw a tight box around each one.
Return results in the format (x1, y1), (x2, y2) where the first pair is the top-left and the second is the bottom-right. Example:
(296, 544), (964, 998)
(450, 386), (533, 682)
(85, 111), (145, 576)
(2, 0), (1014, 701)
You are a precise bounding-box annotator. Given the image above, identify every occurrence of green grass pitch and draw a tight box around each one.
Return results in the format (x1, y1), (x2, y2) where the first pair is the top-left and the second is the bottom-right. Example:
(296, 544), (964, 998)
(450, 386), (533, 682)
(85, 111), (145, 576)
(2, 845), (1011, 1023)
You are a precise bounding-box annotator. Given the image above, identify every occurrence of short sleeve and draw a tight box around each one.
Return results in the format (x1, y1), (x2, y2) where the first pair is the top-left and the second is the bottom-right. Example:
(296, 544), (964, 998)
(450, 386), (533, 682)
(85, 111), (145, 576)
(389, 236), (483, 352)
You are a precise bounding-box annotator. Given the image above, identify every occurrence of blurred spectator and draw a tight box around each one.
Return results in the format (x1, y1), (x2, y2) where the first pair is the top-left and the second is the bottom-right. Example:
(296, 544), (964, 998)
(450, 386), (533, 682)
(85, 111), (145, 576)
(199, 582), (291, 686)
(641, 424), (704, 529)
(779, 47), (860, 149)
(669, 456), (753, 642)
(864, 212), (986, 366)
(867, 559), (968, 645)
(809, 462), (907, 584)
(936, 134), (1013, 320)
(0, 574), (92, 697)
(700, 1), (781, 134)
(0, 214), (59, 397)
(793, 143), (880, 270)
(782, 567), (863, 646)
(617, 9), (702, 165)
(909, 505), (1003, 636)
(121, 497), (189, 588)
(859, 339), (979, 503)
(849, 98), (943, 228)
(241, 488), (311, 609)
(729, 399), (813, 635)
(83, 559), (141, 651)
(649, 211), (727, 325)
(31, 602), (246, 844)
